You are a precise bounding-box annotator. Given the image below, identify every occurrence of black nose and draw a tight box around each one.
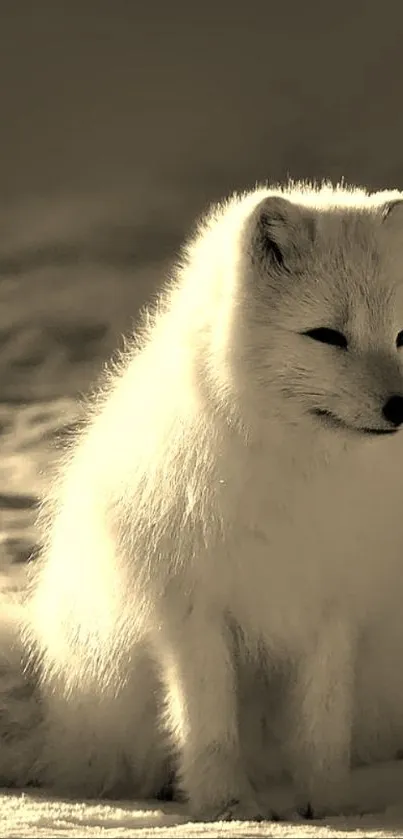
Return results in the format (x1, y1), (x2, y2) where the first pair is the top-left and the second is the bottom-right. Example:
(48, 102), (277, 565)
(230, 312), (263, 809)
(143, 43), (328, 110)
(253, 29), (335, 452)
(382, 395), (403, 427)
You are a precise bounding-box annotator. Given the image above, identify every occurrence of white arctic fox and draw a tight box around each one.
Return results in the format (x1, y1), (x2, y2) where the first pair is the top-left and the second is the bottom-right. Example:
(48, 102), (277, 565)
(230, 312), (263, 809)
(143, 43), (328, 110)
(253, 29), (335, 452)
(11, 182), (403, 821)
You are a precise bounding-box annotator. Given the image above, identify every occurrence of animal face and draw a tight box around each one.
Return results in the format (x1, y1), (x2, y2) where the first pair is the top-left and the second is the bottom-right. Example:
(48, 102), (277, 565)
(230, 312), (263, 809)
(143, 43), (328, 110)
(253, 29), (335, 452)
(239, 191), (403, 437)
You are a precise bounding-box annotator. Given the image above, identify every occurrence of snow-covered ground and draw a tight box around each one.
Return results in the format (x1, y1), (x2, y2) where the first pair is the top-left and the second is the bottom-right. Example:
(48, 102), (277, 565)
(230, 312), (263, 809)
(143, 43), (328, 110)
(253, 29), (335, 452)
(2, 189), (403, 839)
(3, 773), (403, 839)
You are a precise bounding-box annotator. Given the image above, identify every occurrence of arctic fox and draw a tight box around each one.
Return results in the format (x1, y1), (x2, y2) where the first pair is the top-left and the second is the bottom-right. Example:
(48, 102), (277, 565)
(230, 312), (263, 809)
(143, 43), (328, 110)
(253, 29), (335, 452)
(13, 182), (403, 820)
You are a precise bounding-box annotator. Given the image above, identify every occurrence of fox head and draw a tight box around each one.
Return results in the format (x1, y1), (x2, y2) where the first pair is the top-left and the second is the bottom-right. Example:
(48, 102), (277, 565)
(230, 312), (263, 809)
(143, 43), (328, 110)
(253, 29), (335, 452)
(233, 186), (403, 439)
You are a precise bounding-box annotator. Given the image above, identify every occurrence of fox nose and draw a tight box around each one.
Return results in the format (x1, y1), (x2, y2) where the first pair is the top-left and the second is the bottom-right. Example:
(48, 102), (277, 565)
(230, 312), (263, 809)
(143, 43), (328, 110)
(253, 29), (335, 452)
(382, 395), (403, 427)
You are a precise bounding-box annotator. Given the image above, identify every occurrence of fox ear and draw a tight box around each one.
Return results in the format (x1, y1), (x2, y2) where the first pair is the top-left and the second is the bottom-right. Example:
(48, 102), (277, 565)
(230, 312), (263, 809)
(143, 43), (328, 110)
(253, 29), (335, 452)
(248, 195), (316, 272)
(382, 198), (403, 225)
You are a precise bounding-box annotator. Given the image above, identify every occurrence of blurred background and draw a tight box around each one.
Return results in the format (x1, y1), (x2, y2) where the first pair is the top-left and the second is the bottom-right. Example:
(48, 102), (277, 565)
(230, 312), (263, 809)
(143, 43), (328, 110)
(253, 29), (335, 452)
(2, 1), (403, 199)
(1, 0), (403, 578)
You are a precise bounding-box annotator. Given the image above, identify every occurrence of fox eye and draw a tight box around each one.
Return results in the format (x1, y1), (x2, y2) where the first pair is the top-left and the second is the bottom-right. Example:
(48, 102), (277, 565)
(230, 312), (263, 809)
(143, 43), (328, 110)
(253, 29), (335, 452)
(303, 327), (348, 349)
(397, 331), (403, 348)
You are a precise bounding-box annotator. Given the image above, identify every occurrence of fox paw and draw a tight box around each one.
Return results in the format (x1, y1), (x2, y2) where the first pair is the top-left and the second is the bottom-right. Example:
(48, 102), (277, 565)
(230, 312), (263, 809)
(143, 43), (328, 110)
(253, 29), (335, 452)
(190, 795), (268, 822)
(216, 797), (265, 822)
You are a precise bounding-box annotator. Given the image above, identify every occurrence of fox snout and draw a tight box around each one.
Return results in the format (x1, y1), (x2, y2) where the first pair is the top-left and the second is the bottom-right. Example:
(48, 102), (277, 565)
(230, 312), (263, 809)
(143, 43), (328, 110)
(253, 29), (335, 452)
(381, 394), (403, 428)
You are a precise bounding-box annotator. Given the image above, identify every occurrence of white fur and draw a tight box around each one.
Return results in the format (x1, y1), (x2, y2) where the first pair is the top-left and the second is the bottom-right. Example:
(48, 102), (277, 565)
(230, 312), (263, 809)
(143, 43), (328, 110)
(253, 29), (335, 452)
(11, 181), (403, 820)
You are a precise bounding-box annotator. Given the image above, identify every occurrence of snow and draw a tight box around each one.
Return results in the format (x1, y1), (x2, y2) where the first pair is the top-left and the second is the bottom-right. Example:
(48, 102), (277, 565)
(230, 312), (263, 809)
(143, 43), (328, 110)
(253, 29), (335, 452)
(3, 760), (403, 839)
(0, 791), (400, 839)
